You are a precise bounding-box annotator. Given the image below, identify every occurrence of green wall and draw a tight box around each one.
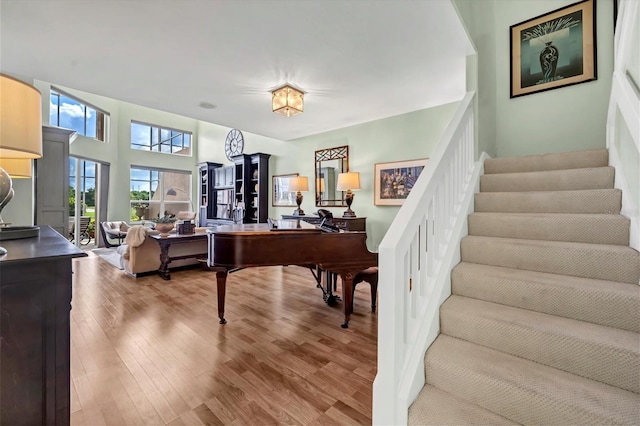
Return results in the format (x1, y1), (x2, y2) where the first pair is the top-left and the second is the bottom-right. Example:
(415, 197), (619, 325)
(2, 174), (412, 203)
(270, 103), (460, 251)
(453, 0), (497, 158)
(3, 78), (459, 253)
(455, 0), (614, 157)
(195, 102), (459, 251)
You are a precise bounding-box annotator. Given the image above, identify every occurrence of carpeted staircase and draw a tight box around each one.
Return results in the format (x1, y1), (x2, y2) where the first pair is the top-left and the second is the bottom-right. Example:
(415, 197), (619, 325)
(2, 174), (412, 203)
(408, 148), (640, 425)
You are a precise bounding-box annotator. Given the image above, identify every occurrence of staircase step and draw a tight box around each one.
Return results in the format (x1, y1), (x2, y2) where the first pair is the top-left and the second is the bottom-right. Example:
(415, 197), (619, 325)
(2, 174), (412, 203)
(452, 262), (640, 332)
(440, 295), (640, 392)
(480, 167), (614, 192)
(461, 236), (640, 284)
(484, 148), (608, 174)
(474, 188), (621, 213)
(424, 335), (640, 425)
(408, 384), (517, 425)
(467, 212), (630, 245)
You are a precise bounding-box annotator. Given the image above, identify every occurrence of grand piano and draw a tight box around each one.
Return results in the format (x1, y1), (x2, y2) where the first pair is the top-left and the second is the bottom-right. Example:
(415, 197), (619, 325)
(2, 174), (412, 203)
(207, 220), (377, 328)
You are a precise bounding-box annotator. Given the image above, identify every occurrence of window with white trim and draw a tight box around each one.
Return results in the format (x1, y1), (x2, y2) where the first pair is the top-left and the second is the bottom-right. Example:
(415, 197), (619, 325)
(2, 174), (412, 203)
(130, 167), (192, 222)
(50, 89), (107, 141)
(130, 121), (192, 156)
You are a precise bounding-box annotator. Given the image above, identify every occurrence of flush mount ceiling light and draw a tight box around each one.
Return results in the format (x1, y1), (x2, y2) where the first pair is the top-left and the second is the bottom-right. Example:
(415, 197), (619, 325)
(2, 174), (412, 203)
(272, 84), (303, 117)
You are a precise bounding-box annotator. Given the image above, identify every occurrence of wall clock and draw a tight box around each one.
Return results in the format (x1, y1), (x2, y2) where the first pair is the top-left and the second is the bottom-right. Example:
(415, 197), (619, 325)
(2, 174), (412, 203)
(225, 129), (244, 160)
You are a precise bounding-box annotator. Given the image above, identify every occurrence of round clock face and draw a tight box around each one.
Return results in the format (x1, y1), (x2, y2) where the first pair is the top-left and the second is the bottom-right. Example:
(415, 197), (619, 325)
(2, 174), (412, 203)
(225, 129), (244, 160)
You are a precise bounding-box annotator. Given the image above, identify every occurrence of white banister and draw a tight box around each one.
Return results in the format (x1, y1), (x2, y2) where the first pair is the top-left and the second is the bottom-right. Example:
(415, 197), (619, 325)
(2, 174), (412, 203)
(373, 91), (488, 425)
(606, 0), (639, 251)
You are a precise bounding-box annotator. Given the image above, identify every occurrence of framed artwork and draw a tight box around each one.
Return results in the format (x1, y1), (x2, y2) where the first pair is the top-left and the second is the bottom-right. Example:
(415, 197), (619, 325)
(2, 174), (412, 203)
(510, 0), (597, 98)
(374, 158), (428, 206)
(272, 173), (299, 207)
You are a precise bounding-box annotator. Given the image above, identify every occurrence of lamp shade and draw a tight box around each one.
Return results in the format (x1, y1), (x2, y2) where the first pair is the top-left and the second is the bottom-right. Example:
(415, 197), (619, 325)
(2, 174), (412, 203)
(0, 158), (32, 178)
(0, 74), (43, 159)
(272, 85), (304, 117)
(289, 176), (309, 192)
(316, 177), (326, 192)
(336, 172), (361, 191)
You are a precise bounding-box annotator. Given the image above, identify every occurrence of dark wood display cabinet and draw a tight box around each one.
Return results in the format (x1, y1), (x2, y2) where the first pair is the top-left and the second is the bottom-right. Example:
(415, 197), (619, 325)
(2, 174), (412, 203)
(232, 153), (271, 223)
(0, 226), (86, 425)
(199, 153), (270, 226)
(198, 161), (222, 227)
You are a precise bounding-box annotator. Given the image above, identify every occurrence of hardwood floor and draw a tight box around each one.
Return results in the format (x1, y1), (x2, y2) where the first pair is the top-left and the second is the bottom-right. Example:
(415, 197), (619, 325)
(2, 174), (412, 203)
(70, 253), (377, 425)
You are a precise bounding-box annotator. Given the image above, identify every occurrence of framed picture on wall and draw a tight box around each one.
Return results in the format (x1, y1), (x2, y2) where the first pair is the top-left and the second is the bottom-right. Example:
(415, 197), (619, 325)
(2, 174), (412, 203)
(510, 0), (597, 98)
(272, 173), (299, 207)
(374, 158), (428, 206)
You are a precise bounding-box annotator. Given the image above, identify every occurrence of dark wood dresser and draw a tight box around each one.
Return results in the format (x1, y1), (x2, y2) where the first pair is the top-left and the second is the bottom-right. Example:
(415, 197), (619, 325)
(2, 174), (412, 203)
(0, 226), (86, 425)
(281, 214), (366, 232)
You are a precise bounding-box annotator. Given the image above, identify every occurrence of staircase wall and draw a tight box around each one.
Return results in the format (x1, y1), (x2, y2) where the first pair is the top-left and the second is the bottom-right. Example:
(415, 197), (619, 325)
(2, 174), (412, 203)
(454, 0), (615, 158)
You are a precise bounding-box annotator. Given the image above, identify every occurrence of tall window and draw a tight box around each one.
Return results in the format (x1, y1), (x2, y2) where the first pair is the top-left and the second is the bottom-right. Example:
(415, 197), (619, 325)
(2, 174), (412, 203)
(50, 89), (106, 141)
(69, 158), (96, 217)
(130, 167), (191, 222)
(130, 121), (192, 156)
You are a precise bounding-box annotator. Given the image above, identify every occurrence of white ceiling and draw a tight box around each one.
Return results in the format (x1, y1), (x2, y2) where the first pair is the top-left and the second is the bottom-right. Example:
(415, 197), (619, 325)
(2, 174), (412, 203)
(0, 0), (474, 141)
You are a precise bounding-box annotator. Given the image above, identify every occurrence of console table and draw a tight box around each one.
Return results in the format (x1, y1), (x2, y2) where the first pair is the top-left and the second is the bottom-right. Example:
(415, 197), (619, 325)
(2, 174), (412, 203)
(149, 231), (208, 280)
(0, 226), (86, 425)
(281, 215), (366, 232)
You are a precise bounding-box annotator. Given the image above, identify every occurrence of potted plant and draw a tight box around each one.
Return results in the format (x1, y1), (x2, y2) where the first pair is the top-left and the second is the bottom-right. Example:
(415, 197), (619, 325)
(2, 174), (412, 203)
(132, 202), (149, 220)
(152, 214), (177, 236)
(87, 220), (95, 238)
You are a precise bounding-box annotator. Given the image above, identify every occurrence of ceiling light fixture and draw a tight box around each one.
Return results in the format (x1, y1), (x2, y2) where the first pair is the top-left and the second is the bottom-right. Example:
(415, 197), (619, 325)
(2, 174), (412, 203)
(272, 84), (303, 117)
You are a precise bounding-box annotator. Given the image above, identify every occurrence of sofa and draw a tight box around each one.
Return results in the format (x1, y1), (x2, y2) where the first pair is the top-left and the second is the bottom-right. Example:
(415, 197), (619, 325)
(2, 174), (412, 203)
(116, 225), (209, 277)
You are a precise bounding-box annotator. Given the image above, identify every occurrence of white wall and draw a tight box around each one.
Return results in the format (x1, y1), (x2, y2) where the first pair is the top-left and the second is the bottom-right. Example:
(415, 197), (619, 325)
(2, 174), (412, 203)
(27, 81), (202, 224)
(455, 0), (614, 158)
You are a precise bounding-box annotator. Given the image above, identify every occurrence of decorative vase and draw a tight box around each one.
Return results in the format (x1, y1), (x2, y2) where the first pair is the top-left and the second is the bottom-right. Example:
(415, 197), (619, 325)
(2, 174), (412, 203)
(539, 41), (559, 83)
(155, 222), (174, 236)
(135, 207), (147, 220)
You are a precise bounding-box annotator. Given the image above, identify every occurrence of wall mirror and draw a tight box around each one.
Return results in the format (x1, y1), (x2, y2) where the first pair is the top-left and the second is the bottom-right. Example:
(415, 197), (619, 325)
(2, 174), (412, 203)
(315, 145), (348, 207)
(272, 173), (299, 207)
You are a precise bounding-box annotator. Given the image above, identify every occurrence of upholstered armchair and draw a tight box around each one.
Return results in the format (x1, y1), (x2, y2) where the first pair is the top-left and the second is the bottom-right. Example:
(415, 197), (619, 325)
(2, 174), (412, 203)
(100, 221), (130, 248)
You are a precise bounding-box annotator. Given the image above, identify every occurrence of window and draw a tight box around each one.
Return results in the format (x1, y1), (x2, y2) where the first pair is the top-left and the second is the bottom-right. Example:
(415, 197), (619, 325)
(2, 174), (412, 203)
(69, 158), (96, 217)
(130, 121), (192, 156)
(130, 167), (192, 222)
(69, 158), (97, 244)
(50, 89), (107, 141)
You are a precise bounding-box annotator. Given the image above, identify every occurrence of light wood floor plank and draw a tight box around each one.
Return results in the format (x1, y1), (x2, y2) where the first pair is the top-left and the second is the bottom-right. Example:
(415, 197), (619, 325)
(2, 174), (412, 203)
(70, 254), (376, 424)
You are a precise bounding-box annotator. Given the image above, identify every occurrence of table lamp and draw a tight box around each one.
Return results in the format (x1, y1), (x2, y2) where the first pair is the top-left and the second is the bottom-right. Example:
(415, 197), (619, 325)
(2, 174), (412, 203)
(0, 74), (43, 255)
(289, 176), (309, 216)
(336, 172), (361, 218)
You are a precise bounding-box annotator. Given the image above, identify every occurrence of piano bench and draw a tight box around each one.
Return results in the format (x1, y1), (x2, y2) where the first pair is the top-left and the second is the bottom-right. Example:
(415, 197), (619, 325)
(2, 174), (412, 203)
(352, 266), (378, 313)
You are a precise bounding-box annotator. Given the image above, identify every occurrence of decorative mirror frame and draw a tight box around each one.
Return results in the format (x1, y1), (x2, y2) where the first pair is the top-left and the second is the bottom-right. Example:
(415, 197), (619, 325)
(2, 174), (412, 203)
(315, 145), (349, 207)
(272, 173), (299, 207)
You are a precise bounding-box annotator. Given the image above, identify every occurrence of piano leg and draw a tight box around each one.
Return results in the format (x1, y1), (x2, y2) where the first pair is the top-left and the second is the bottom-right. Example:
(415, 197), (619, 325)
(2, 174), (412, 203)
(216, 270), (228, 324)
(308, 266), (341, 306)
(339, 272), (354, 328)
